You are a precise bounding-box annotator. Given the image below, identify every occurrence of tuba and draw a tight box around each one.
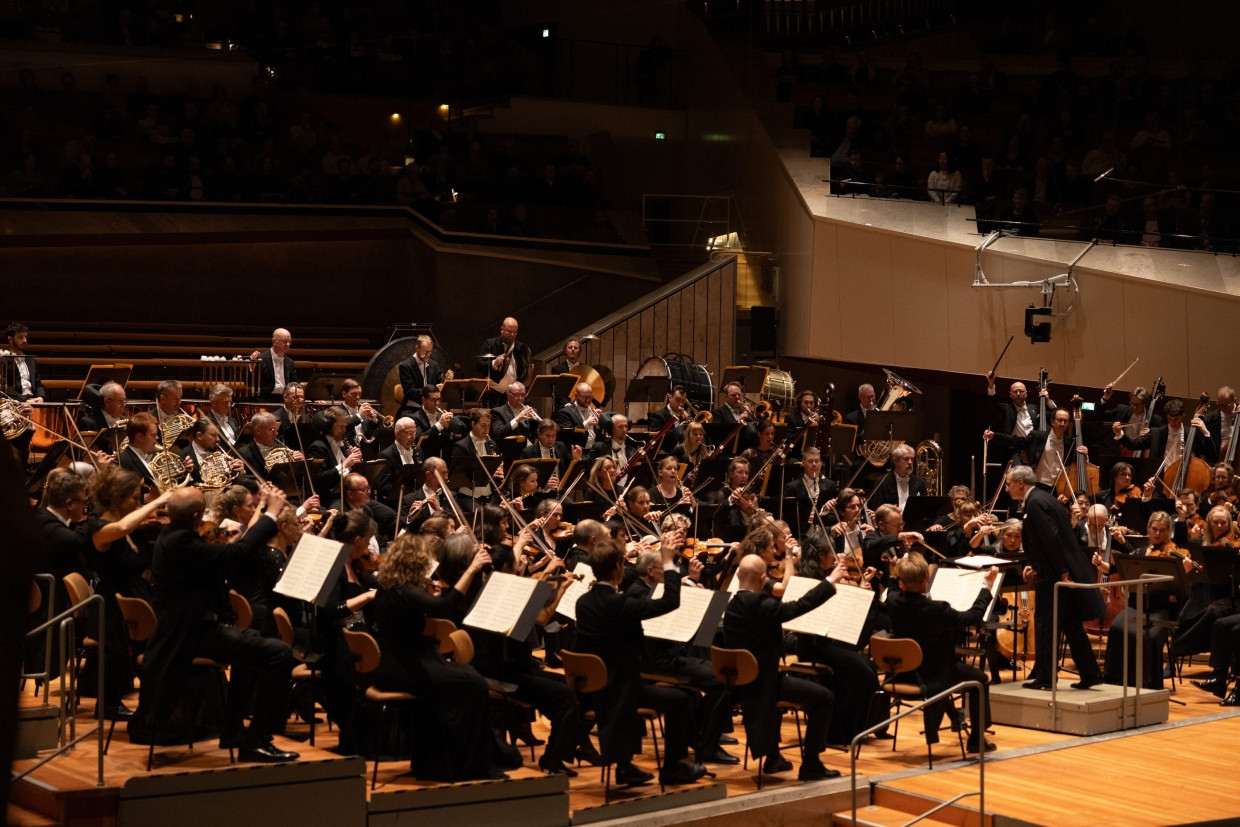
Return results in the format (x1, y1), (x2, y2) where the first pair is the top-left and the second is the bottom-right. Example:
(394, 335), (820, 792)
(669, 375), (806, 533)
(859, 369), (922, 467)
(915, 440), (944, 496)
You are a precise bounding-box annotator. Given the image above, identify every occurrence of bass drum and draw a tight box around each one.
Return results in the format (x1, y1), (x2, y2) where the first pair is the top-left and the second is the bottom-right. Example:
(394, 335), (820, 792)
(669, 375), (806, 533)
(634, 355), (714, 419)
(361, 337), (455, 417)
(760, 367), (795, 414)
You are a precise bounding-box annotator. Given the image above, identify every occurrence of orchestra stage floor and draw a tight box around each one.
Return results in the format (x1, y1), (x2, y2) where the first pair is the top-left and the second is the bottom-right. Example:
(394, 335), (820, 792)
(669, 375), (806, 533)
(10, 659), (1239, 826)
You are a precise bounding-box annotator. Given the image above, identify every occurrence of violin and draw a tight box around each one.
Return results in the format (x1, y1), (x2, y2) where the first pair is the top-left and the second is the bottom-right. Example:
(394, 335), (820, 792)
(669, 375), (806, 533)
(1113, 485), (1142, 505)
(198, 520), (227, 543)
(550, 521), (575, 541)
(684, 536), (730, 558)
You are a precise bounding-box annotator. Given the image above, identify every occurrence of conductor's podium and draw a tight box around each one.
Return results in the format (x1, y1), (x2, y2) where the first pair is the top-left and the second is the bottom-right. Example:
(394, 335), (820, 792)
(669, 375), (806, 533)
(990, 681), (1170, 735)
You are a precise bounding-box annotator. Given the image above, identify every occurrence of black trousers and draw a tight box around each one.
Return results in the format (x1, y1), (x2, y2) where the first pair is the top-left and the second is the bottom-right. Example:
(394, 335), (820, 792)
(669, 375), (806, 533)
(923, 662), (989, 744)
(513, 669), (582, 764)
(1030, 583), (1102, 683)
(1208, 612), (1240, 674)
(196, 623), (294, 744)
(776, 674), (833, 761)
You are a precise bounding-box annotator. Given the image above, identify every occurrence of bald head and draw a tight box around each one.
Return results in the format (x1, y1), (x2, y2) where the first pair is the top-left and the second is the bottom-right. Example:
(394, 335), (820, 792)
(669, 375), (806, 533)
(167, 487), (206, 529)
(499, 317), (518, 343)
(736, 553), (768, 589)
(1087, 504), (1109, 527)
(272, 328), (292, 356)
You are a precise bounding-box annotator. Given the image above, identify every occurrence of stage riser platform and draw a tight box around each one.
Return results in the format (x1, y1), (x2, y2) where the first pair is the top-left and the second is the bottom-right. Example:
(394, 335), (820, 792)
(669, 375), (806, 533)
(15, 706), (62, 758)
(368, 774), (569, 827)
(573, 779), (858, 827)
(990, 683), (1169, 735)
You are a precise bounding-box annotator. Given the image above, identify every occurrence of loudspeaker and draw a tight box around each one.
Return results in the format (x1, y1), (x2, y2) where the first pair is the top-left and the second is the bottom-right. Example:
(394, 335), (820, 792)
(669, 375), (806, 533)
(750, 305), (777, 352)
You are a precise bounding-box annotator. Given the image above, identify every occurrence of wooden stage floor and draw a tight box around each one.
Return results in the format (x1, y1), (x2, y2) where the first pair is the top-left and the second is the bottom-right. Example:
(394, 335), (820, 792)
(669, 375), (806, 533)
(10, 658), (1240, 826)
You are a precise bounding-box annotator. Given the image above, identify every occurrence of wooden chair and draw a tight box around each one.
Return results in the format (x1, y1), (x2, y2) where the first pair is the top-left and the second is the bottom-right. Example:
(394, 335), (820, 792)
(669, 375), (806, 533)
(869, 634), (965, 768)
(446, 628), (534, 761)
(114, 595), (235, 768)
(342, 629), (439, 790)
(272, 606), (321, 746)
(228, 590), (253, 630)
(560, 650), (666, 801)
(60, 573), (98, 725)
(424, 617), (457, 656)
(711, 645), (799, 789)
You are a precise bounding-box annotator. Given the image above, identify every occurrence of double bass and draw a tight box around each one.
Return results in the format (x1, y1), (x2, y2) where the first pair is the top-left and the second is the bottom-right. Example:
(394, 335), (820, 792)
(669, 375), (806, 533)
(1059, 394), (1099, 499)
(1164, 393), (1212, 496)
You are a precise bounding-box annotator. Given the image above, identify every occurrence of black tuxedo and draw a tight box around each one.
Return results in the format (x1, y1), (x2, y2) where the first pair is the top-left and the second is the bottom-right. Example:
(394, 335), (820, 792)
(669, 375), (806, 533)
(843, 407), (872, 430)
(305, 437), (349, 497)
(489, 403), (539, 442)
(374, 442), (422, 503)
(591, 435), (644, 465)
(1019, 485), (1104, 684)
(178, 444), (205, 484)
(476, 336), (529, 404)
(451, 433), (500, 509)
(411, 408), (457, 458)
(784, 474), (838, 534)
(553, 403), (601, 450)
(202, 409), (244, 446)
(397, 355), (445, 417)
(723, 581), (836, 759)
(1118, 423), (1217, 465)
(6, 354), (46, 400)
(871, 474), (928, 510)
(576, 570), (691, 765)
(711, 404), (747, 426)
(988, 395), (1046, 436)
(256, 350), (296, 401)
(991, 429), (1079, 475)
(1100, 400), (1163, 430)
(119, 446), (159, 490)
(521, 440), (574, 475)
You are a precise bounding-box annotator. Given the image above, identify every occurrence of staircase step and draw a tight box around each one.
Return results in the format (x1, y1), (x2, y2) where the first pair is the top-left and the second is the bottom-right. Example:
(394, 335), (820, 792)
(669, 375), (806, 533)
(832, 804), (960, 827)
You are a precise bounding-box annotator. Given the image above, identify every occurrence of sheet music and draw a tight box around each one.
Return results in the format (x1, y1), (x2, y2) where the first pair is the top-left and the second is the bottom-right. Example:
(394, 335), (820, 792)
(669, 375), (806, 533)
(928, 567), (991, 613)
(463, 572), (540, 635)
(273, 533), (346, 603)
(554, 562), (595, 621)
(953, 555), (1009, 569)
(780, 577), (875, 645)
(643, 582), (714, 643)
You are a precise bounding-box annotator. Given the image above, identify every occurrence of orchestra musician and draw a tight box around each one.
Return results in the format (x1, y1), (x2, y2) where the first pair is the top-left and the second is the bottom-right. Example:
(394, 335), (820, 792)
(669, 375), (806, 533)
(1077, 504), (1131, 555)
(153, 380), (191, 445)
(672, 421), (710, 466)
(741, 419), (779, 492)
(785, 389), (820, 431)
(340, 379), (380, 449)
(870, 443), (926, 511)
(712, 381), (753, 427)
(575, 534), (709, 788)
(985, 371), (1054, 442)
(451, 409), (501, 512)
(1093, 510), (1187, 689)
(1113, 398), (1217, 470)
(650, 455), (694, 513)
(411, 388), (457, 459)
(646, 384), (691, 437)
(548, 337), (583, 410)
(251, 327), (296, 402)
(3, 322), (45, 462)
(375, 417), (422, 505)
(404, 457), (451, 531)
(1171, 504), (1239, 660)
(785, 447), (837, 534)
(203, 383), (243, 446)
(553, 382), (601, 454)
(711, 457), (758, 537)
(477, 316), (529, 408)
(886, 552), (1000, 753)
(237, 411), (304, 489)
(724, 552), (846, 781)
(1005, 464), (1105, 690)
(119, 412), (162, 494)
(843, 384), (877, 429)
(1094, 461), (1141, 514)
(490, 381), (542, 442)
(329, 472), (396, 551)
(305, 406), (364, 496)
(1204, 463), (1239, 517)
(861, 504), (922, 591)
(986, 407), (1086, 494)
(1202, 386), (1239, 460)
(180, 419), (244, 484)
(1100, 384), (1162, 458)
(396, 335), (452, 419)
(521, 418), (581, 476)
(78, 381), (128, 432)
(273, 382), (310, 444)
(595, 414), (642, 466)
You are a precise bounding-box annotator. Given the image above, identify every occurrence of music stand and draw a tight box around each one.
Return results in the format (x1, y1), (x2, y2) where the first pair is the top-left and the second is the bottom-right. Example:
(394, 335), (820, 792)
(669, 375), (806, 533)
(496, 435), (527, 467)
(1192, 545), (1240, 593)
(863, 411), (923, 446)
(721, 366), (769, 399)
(448, 454), (501, 493)
(441, 378), (488, 411)
(624, 376), (670, 425)
(903, 496), (952, 531)
(502, 458), (559, 494)
(352, 458), (388, 490)
(1114, 556), (1193, 601)
(831, 423), (858, 455)
(80, 364), (133, 399)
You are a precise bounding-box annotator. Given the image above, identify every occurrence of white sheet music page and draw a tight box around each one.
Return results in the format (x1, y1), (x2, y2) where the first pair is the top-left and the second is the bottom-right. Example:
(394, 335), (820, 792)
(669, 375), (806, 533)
(928, 567), (990, 612)
(463, 572), (539, 635)
(274, 533), (346, 603)
(953, 554), (1008, 569)
(780, 577), (875, 645)
(553, 562), (596, 621)
(642, 582), (713, 643)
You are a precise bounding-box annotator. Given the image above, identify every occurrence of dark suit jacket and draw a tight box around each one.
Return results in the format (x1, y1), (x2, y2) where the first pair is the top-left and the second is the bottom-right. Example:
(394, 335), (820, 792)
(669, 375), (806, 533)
(133, 516), (280, 742)
(991, 429), (1079, 473)
(576, 570), (680, 762)
(476, 336), (529, 388)
(1118, 423), (1217, 465)
(1019, 485), (1105, 620)
(871, 474), (928, 510)
(9, 354), (46, 400)
(723, 580), (835, 756)
(784, 474), (838, 531)
(1100, 400), (1163, 430)
(489, 403), (539, 442)
(305, 437), (348, 497)
(397, 356), (445, 415)
(520, 440), (574, 475)
(119, 446), (158, 489)
(257, 350), (296, 401)
(988, 397), (1045, 436)
(885, 586), (992, 692)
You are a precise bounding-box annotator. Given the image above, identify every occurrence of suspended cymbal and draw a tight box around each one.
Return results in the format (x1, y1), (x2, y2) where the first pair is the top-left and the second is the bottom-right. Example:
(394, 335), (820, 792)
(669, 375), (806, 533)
(566, 364), (606, 404)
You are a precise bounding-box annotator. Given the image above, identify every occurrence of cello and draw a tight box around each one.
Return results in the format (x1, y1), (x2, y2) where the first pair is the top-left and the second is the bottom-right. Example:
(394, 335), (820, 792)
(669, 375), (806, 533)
(1059, 394), (1099, 499)
(1164, 393), (1213, 496)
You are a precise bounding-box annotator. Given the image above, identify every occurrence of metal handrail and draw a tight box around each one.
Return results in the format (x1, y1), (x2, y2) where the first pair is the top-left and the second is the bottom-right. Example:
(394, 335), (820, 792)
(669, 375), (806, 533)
(15, 592), (106, 787)
(1052, 575), (1174, 729)
(849, 679), (986, 825)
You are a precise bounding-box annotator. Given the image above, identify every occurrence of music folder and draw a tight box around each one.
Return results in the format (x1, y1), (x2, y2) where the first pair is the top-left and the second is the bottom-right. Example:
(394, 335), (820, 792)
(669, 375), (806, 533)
(527, 373), (577, 403)
(1114, 555), (1192, 599)
(352, 458), (388, 487)
(447, 453), (502, 491)
(274, 533), (351, 606)
(441, 378), (488, 410)
(1192, 544), (1240, 587)
(928, 566), (1001, 617)
(642, 583), (729, 647)
(463, 572), (555, 640)
(393, 462), (426, 491)
(502, 458), (559, 493)
(780, 577), (875, 646)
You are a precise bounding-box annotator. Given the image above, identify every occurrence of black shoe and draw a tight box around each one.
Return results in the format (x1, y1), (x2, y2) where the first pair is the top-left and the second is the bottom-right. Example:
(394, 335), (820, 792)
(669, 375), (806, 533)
(239, 742), (300, 763)
(538, 756), (578, 777)
(966, 739), (997, 754)
(718, 734), (739, 745)
(660, 761), (708, 785)
(101, 703), (135, 722)
(615, 763), (653, 786)
(486, 768), (510, 780)
(762, 755), (793, 774)
(798, 762), (842, 781)
(700, 746), (740, 765)
(1194, 676), (1229, 698)
(1071, 676), (1105, 690)
(544, 652), (562, 669)
(576, 744), (603, 766)
(1221, 686), (1240, 707)
(871, 730), (895, 741)
(1162, 665), (1173, 679)
(1023, 680), (1051, 690)
(513, 729), (545, 747)
(948, 708), (965, 732)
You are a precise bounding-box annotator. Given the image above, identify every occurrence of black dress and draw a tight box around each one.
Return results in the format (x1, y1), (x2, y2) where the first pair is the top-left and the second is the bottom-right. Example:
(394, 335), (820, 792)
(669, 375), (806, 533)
(82, 517), (156, 704)
(370, 583), (493, 780)
(229, 544), (289, 638)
